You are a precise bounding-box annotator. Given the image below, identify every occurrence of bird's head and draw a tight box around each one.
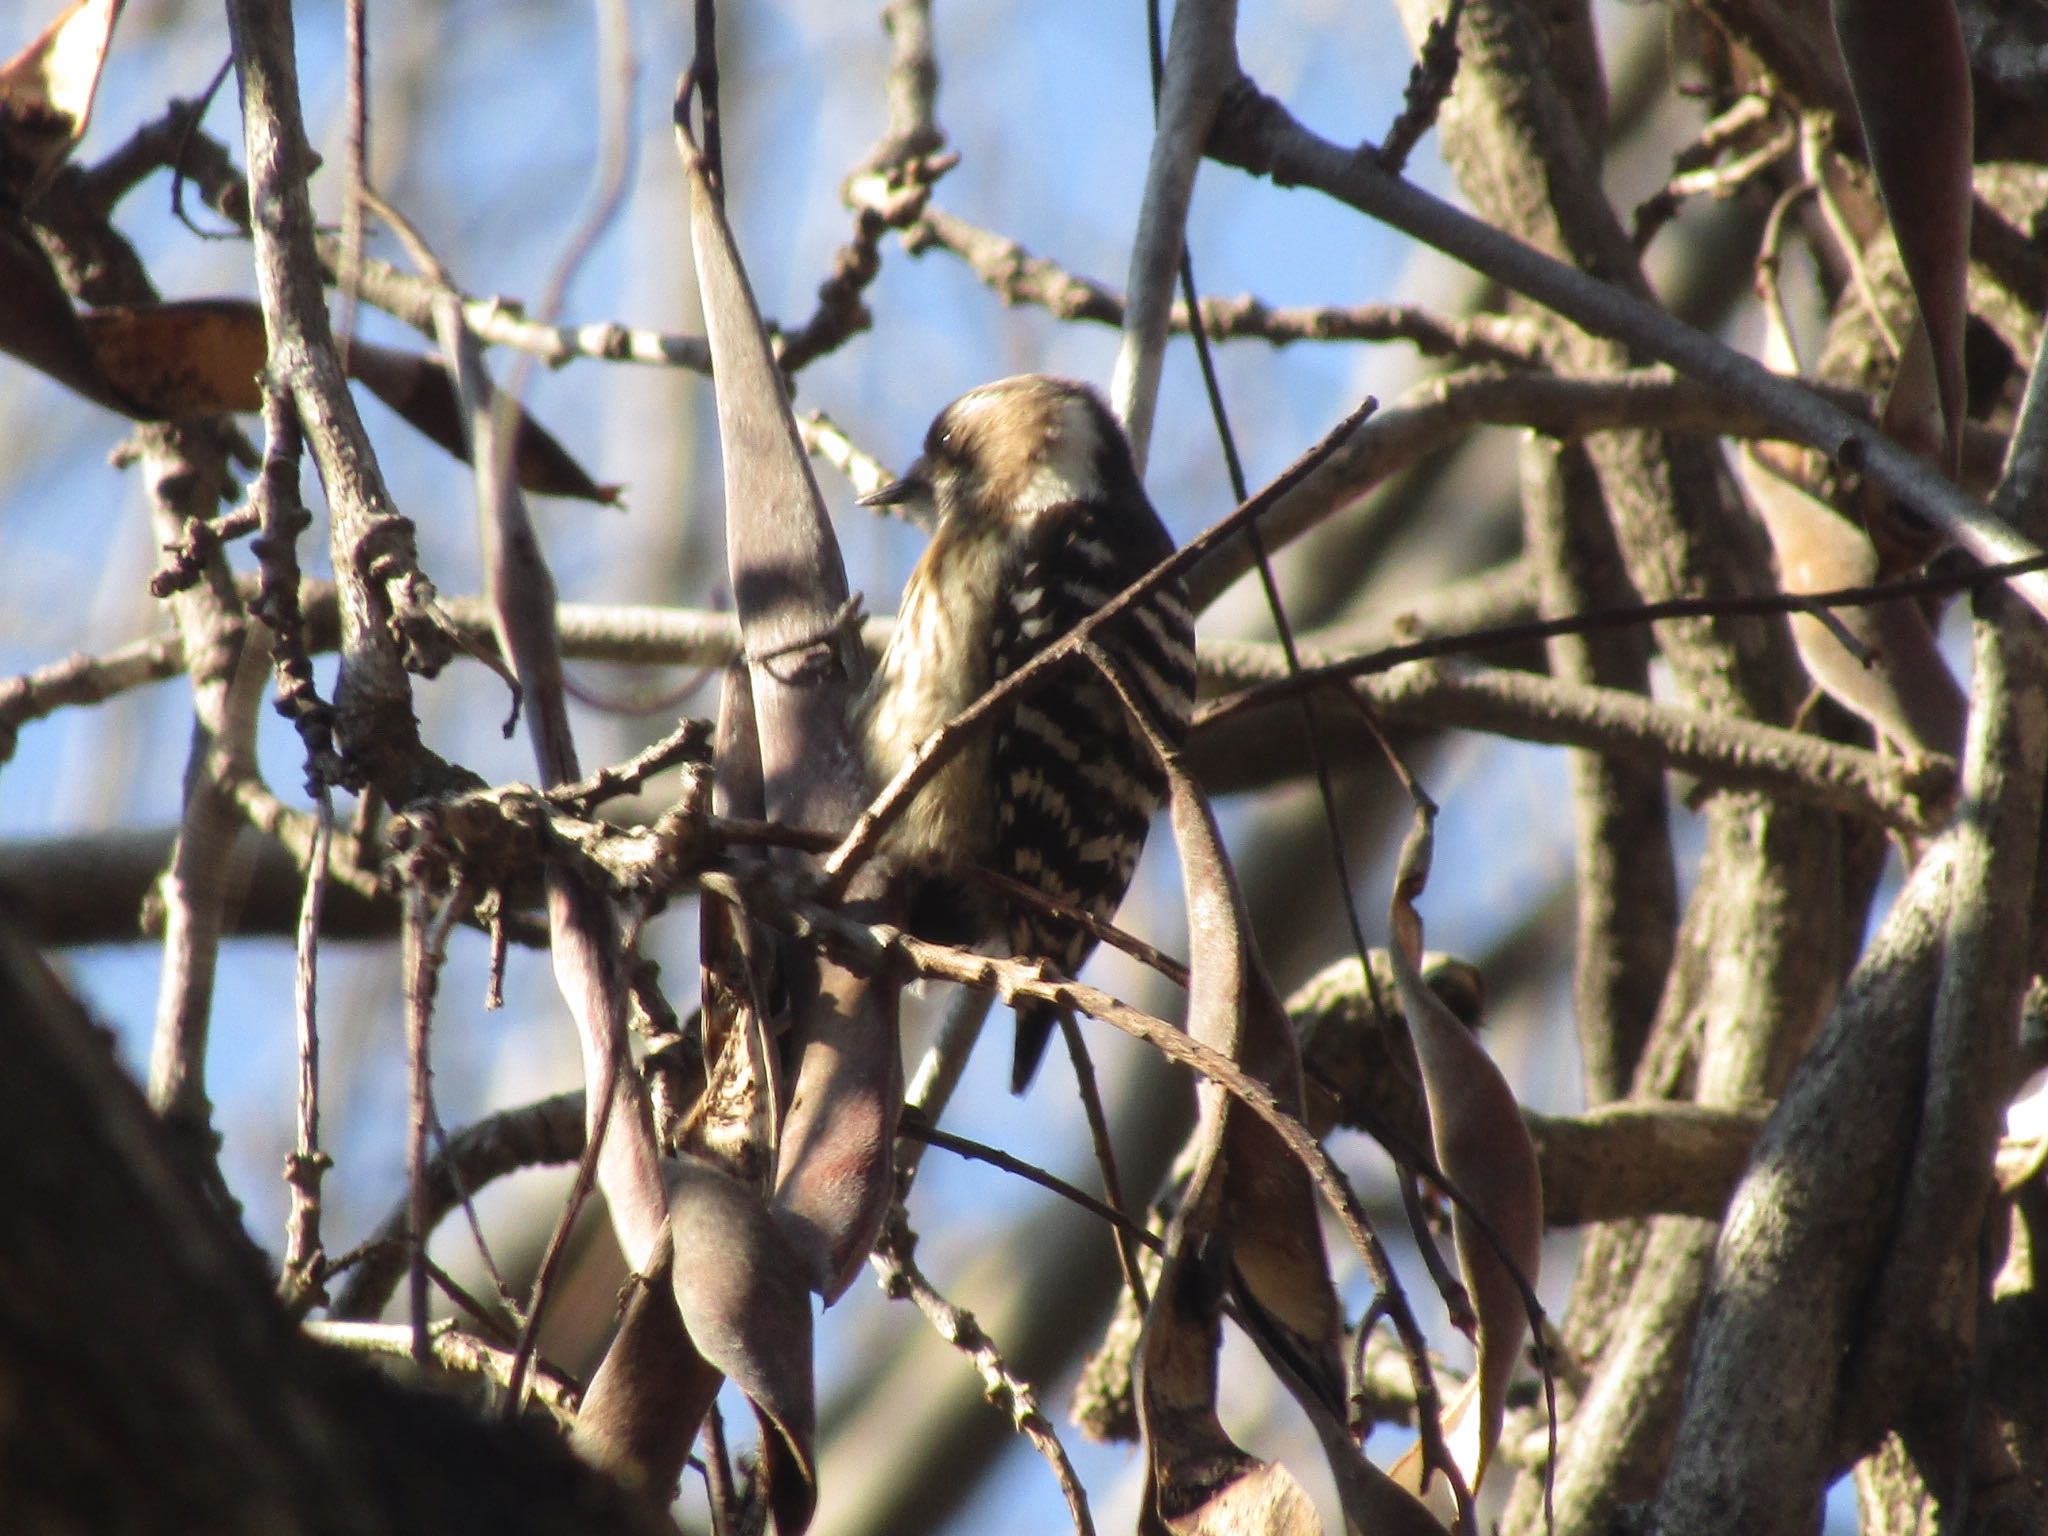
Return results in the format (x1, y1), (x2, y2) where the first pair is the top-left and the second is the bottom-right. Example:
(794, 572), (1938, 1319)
(859, 375), (1139, 533)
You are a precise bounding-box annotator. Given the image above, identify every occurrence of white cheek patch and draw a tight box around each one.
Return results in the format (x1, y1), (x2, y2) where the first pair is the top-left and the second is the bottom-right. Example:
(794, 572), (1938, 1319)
(1011, 400), (1103, 517)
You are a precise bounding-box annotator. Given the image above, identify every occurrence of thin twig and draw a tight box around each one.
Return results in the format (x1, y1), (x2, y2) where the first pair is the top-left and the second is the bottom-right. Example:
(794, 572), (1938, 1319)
(1801, 117), (1902, 363)
(870, 1205), (1096, 1535)
(142, 435), (271, 1168)
(1204, 652), (1949, 832)
(149, 505), (261, 598)
(1377, 0), (1466, 173)
(279, 790), (333, 1313)
(331, 1090), (585, 1322)
(862, 0), (943, 172)
(901, 1119), (1164, 1249)
(334, 0), (368, 369)
(247, 382), (343, 788)
(544, 717), (713, 813)
(703, 1401), (739, 1536)
(402, 879), (467, 1361)
(905, 205), (1540, 366)
(0, 633), (185, 766)
(305, 1320), (583, 1425)
(1057, 1012), (1150, 1311)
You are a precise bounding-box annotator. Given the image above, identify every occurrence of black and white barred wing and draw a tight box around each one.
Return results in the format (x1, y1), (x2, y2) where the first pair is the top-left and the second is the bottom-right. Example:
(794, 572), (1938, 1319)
(992, 523), (1196, 1090)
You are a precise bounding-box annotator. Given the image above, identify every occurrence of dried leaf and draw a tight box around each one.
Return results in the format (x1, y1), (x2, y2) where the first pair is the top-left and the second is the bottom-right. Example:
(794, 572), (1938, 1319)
(678, 108), (896, 1301)
(346, 337), (620, 502)
(571, 1230), (723, 1498)
(1386, 809), (1542, 1500)
(1138, 1143), (1301, 1534)
(1147, 773), (1444, 1534)
(1833, 0), (1973, 468)
(1177, 1466), (1320, 1536)
(1171, 773), (1344, 1408)
(691, 663), (780, 1180)
(47, 297), (619, 499)
(677, 120), (865, 833)
(1741, 275), (1962, 754)
(1135, 788), (1282, 1530)
(768, 960), (900, 1302)
(711, 660), (768, 825)
(1150, 1452), (1322, 1535)
(1880, 312), (1949, 474)
(0, 0), (123, 204)
(1298, 1387), (1452, 1536)
(77, 299), (267, 415)
(1739, 443), (1964, 756)
(1289, 951), (1486, 1144)
(573, 1162), (819, 1532)
(667, 1158), (818, 1534)
(437, 260), (678, 1502)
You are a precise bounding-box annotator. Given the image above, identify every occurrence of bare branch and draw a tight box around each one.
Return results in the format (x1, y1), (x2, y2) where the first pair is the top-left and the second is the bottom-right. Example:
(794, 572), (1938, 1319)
(225, 0), (468, 803)
(906, 205), (1541, 366)
(869, 1206), (1095, 1535)
(1206, 81), (2048, 619)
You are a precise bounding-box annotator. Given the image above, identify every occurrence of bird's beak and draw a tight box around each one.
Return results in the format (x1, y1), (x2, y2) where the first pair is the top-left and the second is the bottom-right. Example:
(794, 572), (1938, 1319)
(858, 479), (916, 508)
(858, 456), (928, 508)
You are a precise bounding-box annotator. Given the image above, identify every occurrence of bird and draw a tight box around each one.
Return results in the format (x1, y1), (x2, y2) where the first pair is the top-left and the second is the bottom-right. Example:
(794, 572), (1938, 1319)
(856, 375), (1197, 1092)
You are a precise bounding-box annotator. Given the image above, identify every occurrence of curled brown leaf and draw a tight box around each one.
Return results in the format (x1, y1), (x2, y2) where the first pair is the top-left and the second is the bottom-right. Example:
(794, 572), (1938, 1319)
(0, 0), (124, 204)
(1385, 809), (1543, 1500)
(1833, 0), (1974, 470)
(678, 96), (898, 1306)
(1152, 771), (1443, 1534)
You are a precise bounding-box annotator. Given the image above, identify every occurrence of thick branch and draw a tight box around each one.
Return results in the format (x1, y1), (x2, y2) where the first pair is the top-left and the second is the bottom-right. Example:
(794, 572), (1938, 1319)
(1201, 658), (1948, 832)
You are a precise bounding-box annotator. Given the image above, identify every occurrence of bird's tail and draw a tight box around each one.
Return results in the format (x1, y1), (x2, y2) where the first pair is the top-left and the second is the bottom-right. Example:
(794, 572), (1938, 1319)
(1010, 1000), (1061, 1094)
